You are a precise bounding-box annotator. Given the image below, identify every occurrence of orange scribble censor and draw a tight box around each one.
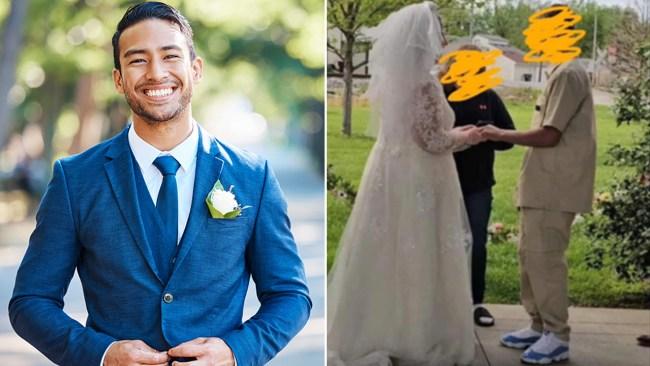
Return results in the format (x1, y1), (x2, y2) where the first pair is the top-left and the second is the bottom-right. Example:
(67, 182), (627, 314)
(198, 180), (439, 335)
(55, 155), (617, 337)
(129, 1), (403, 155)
(439, 50), (503, 102)
(523, 5), (585, 64)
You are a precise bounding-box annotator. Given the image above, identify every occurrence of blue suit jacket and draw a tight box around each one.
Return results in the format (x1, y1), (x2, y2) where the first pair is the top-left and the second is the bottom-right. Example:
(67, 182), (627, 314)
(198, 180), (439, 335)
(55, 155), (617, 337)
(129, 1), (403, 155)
(9, 125), (312, 366)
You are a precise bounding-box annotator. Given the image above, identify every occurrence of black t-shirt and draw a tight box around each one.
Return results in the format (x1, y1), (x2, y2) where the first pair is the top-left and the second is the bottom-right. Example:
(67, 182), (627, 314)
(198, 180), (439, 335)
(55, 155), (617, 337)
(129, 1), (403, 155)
(444, 85), (516, 194)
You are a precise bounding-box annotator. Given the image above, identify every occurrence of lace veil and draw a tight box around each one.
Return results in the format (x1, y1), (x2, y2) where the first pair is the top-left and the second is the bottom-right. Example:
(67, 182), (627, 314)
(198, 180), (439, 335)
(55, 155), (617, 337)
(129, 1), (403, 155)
(366, 1), (446, 138)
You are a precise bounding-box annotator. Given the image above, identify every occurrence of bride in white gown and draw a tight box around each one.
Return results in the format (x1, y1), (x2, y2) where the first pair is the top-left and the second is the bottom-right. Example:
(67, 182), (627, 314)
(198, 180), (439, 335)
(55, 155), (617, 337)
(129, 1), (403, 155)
(327, 2), (482, 365)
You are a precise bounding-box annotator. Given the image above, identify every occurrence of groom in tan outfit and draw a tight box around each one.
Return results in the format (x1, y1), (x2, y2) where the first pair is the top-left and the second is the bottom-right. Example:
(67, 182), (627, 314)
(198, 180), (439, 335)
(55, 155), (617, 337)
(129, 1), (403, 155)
(480, 57), (596, 364)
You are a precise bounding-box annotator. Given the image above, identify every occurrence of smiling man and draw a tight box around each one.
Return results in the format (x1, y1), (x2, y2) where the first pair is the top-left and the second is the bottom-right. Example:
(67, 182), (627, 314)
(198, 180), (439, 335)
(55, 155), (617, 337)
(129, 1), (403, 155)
(8, 2), (311, 366)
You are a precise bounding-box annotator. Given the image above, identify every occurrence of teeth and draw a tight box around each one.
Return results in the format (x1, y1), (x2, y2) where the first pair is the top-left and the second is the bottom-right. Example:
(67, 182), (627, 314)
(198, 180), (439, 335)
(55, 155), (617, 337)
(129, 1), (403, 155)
(145, 88), (173, 97)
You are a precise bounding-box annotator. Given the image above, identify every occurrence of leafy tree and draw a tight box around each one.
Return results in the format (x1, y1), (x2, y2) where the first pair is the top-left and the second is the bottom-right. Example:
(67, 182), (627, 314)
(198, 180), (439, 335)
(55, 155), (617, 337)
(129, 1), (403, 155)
(608, 7), (650, 76)
(573, 2), (626, 59)
(484, 0), (625, 58)
(328, 0), (458, 136)
(585, 38), (650, 281)
(2, 0), (323, 173)
(328, 0), (412, 137)
(437, 0), (492, 38)
(488, 0), (533, 50)
(0, 0), (29, 148)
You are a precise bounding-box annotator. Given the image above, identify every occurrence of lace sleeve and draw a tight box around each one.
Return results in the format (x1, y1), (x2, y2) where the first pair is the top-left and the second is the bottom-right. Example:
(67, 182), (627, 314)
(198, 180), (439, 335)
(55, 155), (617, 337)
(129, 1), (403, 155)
(412, 80), (462, 153)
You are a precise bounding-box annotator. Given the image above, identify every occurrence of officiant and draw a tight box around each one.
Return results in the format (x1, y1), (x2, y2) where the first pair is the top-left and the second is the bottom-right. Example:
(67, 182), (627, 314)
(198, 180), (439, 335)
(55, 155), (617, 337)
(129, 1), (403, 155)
(440, 44), (516, 327)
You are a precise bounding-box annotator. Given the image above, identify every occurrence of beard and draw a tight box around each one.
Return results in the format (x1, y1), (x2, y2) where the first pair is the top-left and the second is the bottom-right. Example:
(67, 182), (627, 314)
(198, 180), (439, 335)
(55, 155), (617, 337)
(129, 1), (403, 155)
(123, 83), (192, 125)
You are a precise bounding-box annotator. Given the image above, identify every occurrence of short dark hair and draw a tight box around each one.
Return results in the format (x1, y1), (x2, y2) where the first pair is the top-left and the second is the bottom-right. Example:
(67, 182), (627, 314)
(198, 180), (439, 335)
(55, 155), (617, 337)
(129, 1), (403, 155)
(112, 1), (196, 71)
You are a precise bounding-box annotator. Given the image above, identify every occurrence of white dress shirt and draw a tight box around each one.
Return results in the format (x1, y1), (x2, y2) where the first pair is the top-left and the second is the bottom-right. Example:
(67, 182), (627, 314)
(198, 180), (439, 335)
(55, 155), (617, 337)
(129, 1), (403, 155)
(128, 121), (198, 244)
(100, 121), (198, 365)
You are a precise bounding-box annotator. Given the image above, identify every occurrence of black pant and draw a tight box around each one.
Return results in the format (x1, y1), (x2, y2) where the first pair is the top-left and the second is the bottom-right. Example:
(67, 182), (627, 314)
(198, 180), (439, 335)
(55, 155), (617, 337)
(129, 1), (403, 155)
(463, 189), (492, 305)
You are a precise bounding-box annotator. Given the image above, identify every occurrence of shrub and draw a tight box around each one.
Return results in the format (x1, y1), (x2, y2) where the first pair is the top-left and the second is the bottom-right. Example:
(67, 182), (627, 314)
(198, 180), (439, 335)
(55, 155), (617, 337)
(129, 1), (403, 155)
(487, 222), (518, 244)
(327, 164), (357, 205)
(585, 43), (650, 282)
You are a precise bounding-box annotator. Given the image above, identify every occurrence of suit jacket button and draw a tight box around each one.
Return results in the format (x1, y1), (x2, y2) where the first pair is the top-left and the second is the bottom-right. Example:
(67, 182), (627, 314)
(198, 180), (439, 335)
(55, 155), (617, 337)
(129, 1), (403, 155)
(163, 293), (174, 303)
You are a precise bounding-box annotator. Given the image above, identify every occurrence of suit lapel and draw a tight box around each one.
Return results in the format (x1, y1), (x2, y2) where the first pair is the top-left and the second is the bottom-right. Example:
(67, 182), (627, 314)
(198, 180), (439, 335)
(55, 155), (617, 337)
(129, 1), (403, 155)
(104, 127), (164, 284)
(171, 127), (224, 275)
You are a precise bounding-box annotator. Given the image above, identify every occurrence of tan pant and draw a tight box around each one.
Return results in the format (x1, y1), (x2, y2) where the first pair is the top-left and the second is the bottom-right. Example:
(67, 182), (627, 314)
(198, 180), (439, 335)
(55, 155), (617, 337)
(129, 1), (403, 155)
(518, 208), (575, 342)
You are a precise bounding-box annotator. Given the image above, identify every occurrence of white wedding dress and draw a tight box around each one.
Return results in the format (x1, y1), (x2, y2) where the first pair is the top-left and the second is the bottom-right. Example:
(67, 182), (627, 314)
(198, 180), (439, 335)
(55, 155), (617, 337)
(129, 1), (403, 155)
(327, 72), (476, 366)
(328, 3), (475, 364)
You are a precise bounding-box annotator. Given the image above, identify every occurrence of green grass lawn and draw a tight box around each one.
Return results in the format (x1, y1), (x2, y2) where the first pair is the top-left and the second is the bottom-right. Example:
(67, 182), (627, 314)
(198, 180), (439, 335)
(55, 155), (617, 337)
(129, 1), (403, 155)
(327, 102), (649, 308)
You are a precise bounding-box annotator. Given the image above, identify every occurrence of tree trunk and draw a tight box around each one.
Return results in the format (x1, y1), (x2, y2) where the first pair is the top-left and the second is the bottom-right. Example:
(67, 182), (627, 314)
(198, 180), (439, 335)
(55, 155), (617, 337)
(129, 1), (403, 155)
(0, 0), (29, 149)
(41, 78), (65, 166)
(107, 100), (130, 136)
(342, 33), (355, 136)
(69, 73), (104, 154)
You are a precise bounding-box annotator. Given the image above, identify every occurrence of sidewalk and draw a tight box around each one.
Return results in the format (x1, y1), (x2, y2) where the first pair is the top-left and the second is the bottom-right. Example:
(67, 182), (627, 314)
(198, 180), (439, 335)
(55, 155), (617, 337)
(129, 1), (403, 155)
(472, 304), (650, 366)
(0, 144), (325, 366)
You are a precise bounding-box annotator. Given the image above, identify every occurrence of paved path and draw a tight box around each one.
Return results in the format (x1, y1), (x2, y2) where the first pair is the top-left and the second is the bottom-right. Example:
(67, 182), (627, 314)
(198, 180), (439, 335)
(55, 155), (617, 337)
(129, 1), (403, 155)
(472, 304), (650, 366)
(592, 88), (615, 106)
(0, 144), (324, 365)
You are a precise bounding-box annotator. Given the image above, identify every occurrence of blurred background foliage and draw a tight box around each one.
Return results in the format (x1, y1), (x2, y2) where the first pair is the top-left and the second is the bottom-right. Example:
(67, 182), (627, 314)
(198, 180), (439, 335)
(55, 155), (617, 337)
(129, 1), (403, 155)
(0, 0), (324, 222)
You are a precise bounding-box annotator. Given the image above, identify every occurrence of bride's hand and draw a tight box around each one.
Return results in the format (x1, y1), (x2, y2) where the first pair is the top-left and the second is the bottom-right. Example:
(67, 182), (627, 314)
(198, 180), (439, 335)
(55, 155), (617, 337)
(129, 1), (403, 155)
(456, 125), (475, 132)
(453, 126), (484, 145)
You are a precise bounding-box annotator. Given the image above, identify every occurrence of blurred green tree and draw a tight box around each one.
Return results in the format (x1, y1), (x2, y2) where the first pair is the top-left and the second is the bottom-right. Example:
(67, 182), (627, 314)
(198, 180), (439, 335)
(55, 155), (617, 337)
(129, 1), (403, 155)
(1, 0), (324, 178)
(585, 12), (650, 282)
(0, 0), (29, 150)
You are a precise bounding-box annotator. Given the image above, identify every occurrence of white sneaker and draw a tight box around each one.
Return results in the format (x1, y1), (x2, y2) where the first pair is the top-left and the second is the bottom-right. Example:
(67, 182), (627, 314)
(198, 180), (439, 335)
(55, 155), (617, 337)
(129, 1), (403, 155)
(500, 327), (542, 349)
(520, 331), (570, 364)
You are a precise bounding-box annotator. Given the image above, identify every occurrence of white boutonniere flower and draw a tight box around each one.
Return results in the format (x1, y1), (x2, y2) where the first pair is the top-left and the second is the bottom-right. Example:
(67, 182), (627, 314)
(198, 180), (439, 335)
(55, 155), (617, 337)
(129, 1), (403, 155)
(205, 180), (250, 219)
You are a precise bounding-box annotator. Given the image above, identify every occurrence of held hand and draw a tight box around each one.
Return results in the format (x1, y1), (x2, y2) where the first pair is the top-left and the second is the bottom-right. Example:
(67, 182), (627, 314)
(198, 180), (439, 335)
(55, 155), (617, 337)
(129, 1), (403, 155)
(467, 127), (486, 145)
(478, 124), (503, 141)
(104, 340), (169, 366)
(168, 337), (235, 366)
(453, 126), (485, 145)
(456, 125), (475, 132)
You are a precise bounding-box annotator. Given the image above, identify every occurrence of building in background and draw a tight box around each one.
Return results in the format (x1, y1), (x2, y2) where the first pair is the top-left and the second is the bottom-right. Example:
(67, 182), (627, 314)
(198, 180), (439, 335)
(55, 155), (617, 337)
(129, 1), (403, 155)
(328, 28), (616, 92)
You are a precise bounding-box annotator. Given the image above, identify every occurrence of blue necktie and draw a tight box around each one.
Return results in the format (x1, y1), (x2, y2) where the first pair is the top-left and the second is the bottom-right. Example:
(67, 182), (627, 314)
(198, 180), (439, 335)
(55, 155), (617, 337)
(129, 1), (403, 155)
(153, 155), (180, 281)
